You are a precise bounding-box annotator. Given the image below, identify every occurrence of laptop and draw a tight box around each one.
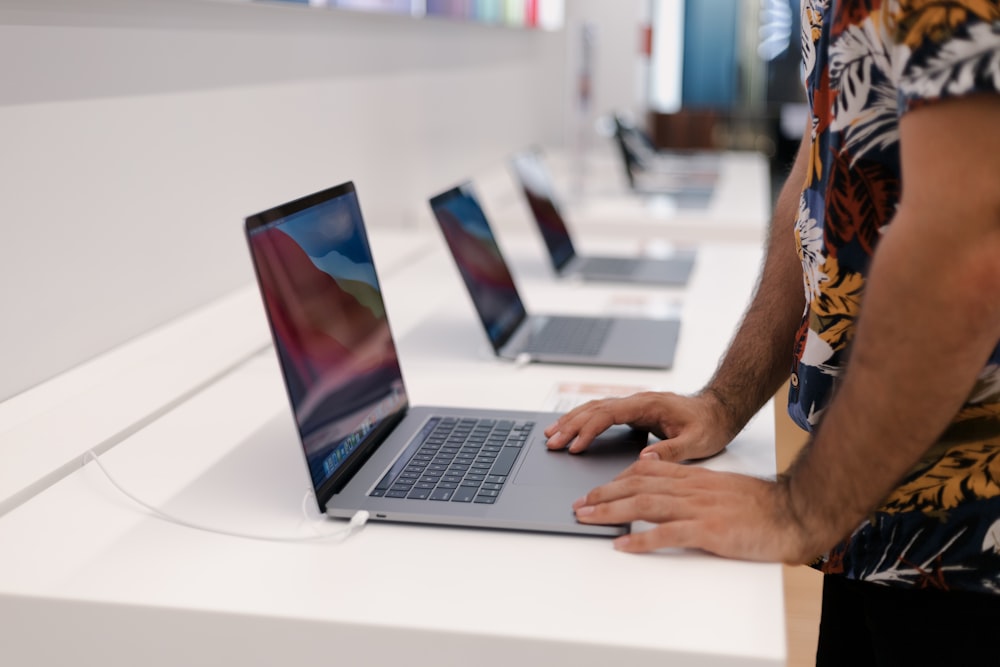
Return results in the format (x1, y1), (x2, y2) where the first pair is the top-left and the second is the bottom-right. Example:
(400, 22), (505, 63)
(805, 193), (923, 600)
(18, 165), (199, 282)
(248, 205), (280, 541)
(428, 183), (680, 369)
(245, 181), (645, 536)
(509, 149), (697, 286)
(611, 114), (720, 205)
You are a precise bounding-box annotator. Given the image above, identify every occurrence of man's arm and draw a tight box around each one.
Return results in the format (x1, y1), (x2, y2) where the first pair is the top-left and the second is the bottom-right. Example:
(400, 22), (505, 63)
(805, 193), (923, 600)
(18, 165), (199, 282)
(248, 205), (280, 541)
(544, 133), (809, 459)
(782, 94), (1000, 556)
(698, 133), (809, 437)
(573, 94), (1000, 560)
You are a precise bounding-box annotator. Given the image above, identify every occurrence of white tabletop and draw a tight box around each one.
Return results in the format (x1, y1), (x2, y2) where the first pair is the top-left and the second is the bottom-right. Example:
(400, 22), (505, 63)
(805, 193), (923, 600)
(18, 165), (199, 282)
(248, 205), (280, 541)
(476, 147), (772, 245)
(0, 235), (785, 666)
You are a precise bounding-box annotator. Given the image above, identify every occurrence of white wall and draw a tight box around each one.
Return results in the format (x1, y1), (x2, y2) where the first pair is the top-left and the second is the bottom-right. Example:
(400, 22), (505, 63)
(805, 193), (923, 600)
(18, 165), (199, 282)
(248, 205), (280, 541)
(559, 0), (645, 143)
(0, 0), (642, 402)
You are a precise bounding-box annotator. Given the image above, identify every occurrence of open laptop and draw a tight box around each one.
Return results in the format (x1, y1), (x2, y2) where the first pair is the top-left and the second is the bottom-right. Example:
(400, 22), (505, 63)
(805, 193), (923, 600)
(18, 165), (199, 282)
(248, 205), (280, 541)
(428, 183), (680, 369)
(509, 149), (697, 286)
(611, 114), (720, 205)
(245, 181), (645, 536)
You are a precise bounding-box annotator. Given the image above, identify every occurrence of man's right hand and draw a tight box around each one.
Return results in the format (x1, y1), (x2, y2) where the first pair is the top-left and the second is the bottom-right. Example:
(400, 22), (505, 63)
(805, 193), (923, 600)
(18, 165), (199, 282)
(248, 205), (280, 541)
(542, 391), (737, 462)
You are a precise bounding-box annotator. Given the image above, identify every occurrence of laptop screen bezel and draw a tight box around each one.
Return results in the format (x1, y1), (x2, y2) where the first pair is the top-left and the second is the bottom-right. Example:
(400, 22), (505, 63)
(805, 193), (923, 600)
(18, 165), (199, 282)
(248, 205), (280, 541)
(509, 149), (579, 274)
(612, 115), (640, 187)
(244, 180), (410, 509)
(428, 184), (529, 353)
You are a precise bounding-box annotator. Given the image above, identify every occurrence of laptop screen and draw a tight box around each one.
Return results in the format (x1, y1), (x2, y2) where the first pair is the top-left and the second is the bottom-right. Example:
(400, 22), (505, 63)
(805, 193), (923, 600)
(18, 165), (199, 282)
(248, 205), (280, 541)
(509, 151), (577, 272)
(429, 184), (527, 352)
(245, 182), (408, 499)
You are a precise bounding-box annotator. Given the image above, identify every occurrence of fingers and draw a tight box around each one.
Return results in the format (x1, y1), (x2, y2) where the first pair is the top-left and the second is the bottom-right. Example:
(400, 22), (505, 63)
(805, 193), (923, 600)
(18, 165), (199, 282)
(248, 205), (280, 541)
(638, 439), (693, 463)
(543, 399), (600, 438)
(574, 469), (796, 560)
(612, 522), (699, 553)
(639, 437), (726, 463)
(571, 463), (719, 554)
(544, 400), (621, 453)
(545, 418), (615, 453)
(573, 461), (696, 519)
(574, 492), (688, 525)
(612, 458), (693, 482)
(544, 393), (666, 453)
(544, 392), (731, 460)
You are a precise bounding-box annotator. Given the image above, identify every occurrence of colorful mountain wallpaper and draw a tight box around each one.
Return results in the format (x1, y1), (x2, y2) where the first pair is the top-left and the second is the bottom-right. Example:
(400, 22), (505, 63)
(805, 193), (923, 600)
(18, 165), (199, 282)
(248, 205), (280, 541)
(249, 194), (406, 487)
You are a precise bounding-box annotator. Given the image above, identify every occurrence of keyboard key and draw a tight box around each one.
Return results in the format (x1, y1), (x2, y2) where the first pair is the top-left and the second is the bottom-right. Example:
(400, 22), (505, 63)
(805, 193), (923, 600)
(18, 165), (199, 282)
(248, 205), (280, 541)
(452, 488), (476, 503)
(489, 447), (520, 476)
(430, 488), (454, 501)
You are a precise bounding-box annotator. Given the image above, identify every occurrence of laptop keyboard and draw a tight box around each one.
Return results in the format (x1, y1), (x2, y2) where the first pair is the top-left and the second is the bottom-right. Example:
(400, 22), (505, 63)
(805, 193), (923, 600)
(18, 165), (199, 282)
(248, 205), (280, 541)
(370, 417), (534, 504)
(582, 257), (638, 276)
(526, 316), (613, 357)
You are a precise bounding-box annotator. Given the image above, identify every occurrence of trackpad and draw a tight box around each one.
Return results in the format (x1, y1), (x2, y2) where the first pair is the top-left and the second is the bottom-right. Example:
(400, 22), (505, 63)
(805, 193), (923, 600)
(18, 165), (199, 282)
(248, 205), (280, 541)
(513, 426), (649, 487)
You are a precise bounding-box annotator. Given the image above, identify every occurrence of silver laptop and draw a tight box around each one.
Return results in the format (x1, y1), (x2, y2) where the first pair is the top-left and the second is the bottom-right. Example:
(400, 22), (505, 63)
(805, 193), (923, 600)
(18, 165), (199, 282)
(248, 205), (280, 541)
(510, 149), (697, 286)
(245, 181), (644, 536)
(611, 114), (720, 205)
(428, 183), (680, 369)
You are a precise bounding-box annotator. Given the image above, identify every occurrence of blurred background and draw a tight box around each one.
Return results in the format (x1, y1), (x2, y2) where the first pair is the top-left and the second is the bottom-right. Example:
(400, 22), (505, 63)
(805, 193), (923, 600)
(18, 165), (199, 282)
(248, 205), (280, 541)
(0, 0), (807, 407)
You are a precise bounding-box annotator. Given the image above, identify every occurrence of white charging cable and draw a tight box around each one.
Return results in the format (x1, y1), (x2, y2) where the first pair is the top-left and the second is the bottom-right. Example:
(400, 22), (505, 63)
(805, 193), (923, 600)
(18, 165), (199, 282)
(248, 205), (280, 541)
(84, 450), (369, 543)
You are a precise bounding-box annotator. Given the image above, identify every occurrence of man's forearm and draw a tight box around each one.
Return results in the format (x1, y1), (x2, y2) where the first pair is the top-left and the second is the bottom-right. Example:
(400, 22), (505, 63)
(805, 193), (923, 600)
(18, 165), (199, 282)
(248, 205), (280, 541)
(701, 139), (808, 434)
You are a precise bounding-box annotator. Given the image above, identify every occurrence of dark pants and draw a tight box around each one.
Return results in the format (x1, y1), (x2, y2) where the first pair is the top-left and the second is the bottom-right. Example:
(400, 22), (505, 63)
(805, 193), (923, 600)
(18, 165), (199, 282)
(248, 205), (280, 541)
(816, 574), (1000, 667)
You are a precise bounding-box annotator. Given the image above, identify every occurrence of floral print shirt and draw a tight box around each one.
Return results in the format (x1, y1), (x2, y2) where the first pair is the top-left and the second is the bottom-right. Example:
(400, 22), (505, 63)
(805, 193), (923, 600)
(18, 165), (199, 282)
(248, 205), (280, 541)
(790, 0), (1000, 592)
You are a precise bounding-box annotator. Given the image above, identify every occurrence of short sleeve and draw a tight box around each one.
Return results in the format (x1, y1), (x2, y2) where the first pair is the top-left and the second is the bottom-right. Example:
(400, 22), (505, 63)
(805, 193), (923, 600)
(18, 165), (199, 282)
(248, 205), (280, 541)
(890, 6), (1000, 113)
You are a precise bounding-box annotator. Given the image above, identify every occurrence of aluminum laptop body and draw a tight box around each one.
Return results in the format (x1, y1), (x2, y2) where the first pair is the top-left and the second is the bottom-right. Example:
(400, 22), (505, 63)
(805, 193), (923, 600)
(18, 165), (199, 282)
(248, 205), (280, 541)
(428, 183), (680, 370)
(245, 181), (642, 536)
(509, 149), (697, 286)
(611, 114), (720, 205)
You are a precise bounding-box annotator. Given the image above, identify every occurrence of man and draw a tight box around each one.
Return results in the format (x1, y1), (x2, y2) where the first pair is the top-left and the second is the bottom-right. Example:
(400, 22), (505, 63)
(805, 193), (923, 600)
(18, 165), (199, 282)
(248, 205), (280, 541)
(545, 2), (1000, 663)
